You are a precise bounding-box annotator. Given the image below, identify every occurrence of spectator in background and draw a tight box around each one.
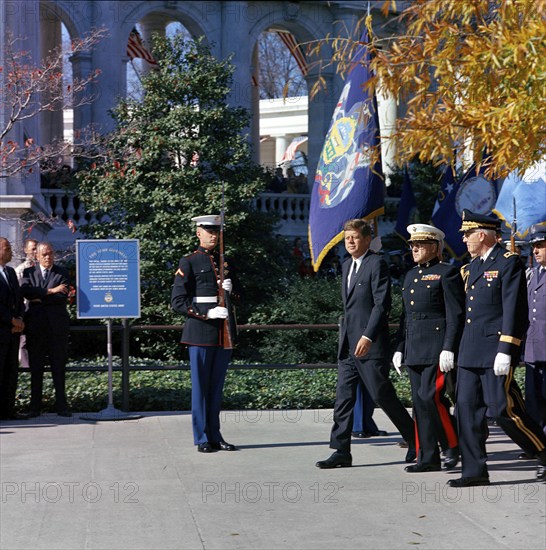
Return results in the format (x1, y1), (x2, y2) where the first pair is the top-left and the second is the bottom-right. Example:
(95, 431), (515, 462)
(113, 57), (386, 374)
(21, 243), (72, 418)
(15, 239), (38, 370)
(0, 238), (26, 421)
(267, 167), (287, 193)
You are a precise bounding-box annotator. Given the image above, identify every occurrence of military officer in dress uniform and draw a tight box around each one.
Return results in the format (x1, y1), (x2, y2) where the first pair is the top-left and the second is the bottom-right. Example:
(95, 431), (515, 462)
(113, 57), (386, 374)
(171, 215), (237, 453)
(523, 224), (546, 434)
(393, 224), (464, 472)
(449, 210), (546, 487)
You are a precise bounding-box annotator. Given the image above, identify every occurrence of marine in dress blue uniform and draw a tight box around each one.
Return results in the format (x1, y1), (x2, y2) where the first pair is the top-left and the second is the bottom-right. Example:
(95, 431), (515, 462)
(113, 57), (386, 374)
(394, 224), (464, 472)
(171, 215), (237, 453)
(524, 225), (546, 434)
(449, 211), (546, 487)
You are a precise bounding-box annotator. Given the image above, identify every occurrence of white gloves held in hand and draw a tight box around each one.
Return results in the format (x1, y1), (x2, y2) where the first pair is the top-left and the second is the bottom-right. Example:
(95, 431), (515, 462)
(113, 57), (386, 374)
(439, 350), (455, 373)
(392, 351), (403, 375)
(206, 306), (229, 320)
(493, 352), (511, 376)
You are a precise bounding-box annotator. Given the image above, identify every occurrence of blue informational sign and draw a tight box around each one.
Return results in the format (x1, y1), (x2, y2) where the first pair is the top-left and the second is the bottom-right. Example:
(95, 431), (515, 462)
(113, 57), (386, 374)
(76, 240), (141, 319)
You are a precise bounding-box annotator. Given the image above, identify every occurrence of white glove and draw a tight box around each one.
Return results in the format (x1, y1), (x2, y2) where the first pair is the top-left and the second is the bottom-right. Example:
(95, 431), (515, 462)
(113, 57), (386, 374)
(392, 351), (403, 375)
(493, 352), (511, 376)
(222, 278), (232, 293)
(206, 306), (229, 320)
(439, 350), (455, 373)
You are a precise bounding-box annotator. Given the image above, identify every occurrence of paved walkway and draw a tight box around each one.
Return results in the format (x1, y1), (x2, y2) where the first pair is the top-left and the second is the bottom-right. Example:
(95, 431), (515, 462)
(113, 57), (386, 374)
(1, 409), (545, 550)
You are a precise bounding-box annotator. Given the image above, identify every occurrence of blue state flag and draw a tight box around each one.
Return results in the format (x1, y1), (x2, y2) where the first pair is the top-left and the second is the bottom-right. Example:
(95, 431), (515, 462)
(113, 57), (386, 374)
(394, 167), (416, 242)
(493, 159), (546, 237)
(431, 168), (467, 259)
(308, 30), (384, 271)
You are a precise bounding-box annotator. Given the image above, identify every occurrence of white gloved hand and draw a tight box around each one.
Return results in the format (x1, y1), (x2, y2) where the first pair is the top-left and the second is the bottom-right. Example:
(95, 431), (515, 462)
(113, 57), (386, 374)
(206, 306), (229, 320)
(493, 352), (511, 376)
(392, 351), (403, 375)
(222, 278), (232, 293)
(439, 350), (455, 373)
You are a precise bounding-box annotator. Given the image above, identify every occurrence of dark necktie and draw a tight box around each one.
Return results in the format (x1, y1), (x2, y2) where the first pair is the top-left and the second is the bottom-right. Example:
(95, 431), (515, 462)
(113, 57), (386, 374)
(538, 267), (545, 283)
(43, 269), (49, 284)
(0, 267), (12, 289)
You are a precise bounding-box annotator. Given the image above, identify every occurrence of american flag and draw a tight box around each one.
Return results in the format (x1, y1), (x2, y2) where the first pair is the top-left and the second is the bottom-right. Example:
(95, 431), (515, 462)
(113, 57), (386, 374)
(127, 29), (157, 65)
(276, 30), (308, 76)
(282, 136), (308, 161)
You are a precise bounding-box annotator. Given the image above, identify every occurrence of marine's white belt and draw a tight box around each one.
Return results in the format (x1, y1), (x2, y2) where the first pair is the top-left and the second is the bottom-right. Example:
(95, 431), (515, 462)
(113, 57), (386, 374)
(193, 296), (218, 303)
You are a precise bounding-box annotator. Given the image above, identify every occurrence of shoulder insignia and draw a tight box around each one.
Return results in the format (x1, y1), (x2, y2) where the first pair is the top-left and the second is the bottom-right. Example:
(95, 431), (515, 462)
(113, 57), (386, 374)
(175, 268), (184, 277)
(504, 251), (517, 258)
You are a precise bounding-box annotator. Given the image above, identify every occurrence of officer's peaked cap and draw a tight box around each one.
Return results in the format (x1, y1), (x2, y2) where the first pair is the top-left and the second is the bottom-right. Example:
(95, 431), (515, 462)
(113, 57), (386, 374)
(529, 224), (546, 244)
(459, 209), (501, 232)
(192, 215), (221, 231)
(407, 223), (445, 242)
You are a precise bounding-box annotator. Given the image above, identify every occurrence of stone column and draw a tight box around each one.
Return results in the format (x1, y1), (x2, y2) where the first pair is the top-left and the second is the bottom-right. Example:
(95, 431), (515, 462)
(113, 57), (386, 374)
(275, 136), (288, 171)
(140, 13), (166, 76)
(39, 15), (64, 145)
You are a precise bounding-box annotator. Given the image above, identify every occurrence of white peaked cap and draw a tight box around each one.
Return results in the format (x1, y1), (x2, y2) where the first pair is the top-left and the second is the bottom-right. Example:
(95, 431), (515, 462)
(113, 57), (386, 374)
(407, 223), (445, 242)
(191, 215), (222, 229)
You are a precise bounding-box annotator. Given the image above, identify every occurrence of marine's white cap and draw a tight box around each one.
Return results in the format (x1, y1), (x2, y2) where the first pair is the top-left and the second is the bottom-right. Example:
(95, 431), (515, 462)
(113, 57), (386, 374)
(407, 223), (445, 242)
(191, 215), (222, 230)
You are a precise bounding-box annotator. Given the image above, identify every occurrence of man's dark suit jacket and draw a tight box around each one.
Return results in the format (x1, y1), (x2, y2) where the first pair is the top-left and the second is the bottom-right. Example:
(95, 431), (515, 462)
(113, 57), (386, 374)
(338, 250), (391, 360)
(21, 264), (70, 336)
(0, 265), (24, 334)
(0, 265), (24, 416)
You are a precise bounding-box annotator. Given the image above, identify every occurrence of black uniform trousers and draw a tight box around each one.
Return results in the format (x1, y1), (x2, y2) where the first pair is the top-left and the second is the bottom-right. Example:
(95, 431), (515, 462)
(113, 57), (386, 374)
(27, 328), (69, 412)
(456, 366), (546, 478)
(408, 364), (458, 465)
(330, 355), (415, 453)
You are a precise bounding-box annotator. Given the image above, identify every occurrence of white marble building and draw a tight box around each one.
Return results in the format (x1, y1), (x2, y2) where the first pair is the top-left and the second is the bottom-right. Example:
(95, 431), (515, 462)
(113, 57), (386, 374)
(0, 0), (403, 257)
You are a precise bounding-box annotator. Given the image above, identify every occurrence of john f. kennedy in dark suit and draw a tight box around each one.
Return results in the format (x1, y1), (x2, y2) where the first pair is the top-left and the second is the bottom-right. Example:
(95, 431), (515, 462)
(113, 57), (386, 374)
(0, 238), (26, 420)
(316, 219), (416, 468)
(21, 242), (72, 417)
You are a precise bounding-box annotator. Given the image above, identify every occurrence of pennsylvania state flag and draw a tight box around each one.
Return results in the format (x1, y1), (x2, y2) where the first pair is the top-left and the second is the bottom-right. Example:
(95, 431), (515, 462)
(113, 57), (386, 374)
(308, 29), (384, 271)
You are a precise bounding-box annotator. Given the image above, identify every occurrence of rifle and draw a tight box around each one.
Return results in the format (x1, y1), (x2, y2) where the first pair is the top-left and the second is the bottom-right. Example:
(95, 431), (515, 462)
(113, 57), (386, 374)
(218, 187), (238, 349)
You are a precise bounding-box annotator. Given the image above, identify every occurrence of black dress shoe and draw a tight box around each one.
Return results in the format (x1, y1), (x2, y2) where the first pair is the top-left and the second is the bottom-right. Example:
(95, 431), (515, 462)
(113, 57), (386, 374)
(211, 441), (237, 451)
(197, 442), (217, 453)
(405, 448), (417, 463)
(57, 410), (73, 418)
(537, 464), (546, 482)
(352, 429), (388, 438)
(447, 476), (490, 488)
(443, 447), (460, 470)
(405, 463), (441, 473)
(315, 451), (352, 469)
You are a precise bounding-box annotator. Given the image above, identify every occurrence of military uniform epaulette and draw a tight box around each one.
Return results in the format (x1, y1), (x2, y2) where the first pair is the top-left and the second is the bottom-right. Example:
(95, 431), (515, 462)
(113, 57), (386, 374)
(504, 251), (518, 258)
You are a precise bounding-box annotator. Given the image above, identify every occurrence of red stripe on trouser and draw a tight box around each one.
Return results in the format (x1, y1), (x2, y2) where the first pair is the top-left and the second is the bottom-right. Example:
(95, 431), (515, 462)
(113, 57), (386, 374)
(434, 366), (458, 448)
